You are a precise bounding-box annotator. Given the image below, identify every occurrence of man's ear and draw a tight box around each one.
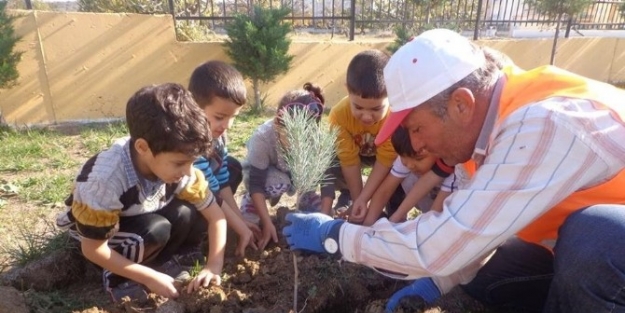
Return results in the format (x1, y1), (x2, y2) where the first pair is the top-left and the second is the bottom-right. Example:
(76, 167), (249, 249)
(447, 88), (476, 125)
(134, 138), (151, 156)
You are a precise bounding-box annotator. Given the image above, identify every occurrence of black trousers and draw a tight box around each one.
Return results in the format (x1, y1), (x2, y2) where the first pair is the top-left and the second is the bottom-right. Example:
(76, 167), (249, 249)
(103, 198), (207, 287)
(226, 155), (243, 193)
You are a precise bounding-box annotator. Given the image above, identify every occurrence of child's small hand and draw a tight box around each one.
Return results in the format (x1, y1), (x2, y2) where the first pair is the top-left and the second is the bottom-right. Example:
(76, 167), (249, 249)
(145, 270), (179, 298)
(349, 198), (368, 223)
(235, 226), (258, 257)
(388, 212), (407, 224)
(259, 221), (278, 251)
(186, 265), (222, 293)
(245, 221), (263, 240)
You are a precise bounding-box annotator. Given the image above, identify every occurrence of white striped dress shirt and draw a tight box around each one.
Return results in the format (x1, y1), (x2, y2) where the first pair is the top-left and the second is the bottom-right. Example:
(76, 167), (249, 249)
(339, 96), (625, 281)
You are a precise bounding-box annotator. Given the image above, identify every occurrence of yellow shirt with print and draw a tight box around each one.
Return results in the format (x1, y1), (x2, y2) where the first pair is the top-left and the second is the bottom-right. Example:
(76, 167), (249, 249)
(328, 96), (396, 168)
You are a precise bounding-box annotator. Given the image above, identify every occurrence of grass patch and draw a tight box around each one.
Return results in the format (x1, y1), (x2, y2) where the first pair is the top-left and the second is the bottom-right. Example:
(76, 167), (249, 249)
(0, 128), (79, 173)
(80, 121), (128, 155)
(17, 174), (74, 205)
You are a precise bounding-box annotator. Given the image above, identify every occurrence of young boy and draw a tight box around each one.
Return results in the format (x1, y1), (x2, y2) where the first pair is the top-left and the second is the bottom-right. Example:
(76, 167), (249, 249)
(56, 83), (226, 302)
(327, 49), (399, 220)
(362, 127), (457, 226)
(188, 60), (260, 257)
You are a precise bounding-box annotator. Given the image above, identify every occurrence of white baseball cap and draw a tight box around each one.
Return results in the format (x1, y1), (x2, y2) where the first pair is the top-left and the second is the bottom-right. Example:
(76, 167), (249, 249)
(375, 28), (485, 146)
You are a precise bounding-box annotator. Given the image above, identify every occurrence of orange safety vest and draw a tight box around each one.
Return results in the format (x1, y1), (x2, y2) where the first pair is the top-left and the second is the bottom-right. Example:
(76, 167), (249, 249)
(474, 65), (625, 248)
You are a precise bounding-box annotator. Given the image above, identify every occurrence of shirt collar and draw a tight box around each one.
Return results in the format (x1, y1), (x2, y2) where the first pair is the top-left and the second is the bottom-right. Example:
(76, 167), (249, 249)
(472, 74), (507, 164)
(121, 138), (139, 187)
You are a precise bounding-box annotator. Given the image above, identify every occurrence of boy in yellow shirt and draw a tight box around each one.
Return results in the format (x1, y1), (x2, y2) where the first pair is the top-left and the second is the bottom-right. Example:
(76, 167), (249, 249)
(327, 49), (399, 220)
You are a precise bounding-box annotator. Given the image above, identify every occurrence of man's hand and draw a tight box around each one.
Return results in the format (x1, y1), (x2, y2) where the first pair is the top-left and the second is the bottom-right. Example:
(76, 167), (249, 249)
(385, 278), (441, 313)
(282, 212), (342, 253)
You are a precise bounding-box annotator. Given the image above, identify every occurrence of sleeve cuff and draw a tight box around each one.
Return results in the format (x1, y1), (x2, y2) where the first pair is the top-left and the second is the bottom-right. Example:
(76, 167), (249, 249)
(339, 222), (368, 263)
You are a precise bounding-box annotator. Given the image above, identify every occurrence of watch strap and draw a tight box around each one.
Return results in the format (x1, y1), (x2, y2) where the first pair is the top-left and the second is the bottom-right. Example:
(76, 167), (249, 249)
(326, 220), (345, 257)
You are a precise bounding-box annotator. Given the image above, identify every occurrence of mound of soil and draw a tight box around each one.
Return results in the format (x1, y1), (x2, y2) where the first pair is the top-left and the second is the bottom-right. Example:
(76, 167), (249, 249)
(85, 207), (400, 313)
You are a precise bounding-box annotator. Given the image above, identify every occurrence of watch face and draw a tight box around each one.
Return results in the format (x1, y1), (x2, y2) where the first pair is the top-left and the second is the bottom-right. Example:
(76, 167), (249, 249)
(324, 238), (339, 254)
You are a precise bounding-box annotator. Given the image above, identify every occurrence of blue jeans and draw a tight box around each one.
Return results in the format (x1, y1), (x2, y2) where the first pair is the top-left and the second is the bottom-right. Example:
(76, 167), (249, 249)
(461, 205), (625, 313)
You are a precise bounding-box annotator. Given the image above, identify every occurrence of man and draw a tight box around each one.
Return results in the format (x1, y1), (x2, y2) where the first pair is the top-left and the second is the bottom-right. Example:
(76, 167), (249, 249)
(282, 28), (625, 313)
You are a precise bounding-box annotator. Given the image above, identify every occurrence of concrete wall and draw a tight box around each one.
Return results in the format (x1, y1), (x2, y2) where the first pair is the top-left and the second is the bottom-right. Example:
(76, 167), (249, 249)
(2, 10), (625, 125)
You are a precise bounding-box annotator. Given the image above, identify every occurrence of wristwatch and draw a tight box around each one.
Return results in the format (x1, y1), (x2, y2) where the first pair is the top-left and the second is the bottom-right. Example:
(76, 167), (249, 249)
(323, 221), (345, 257)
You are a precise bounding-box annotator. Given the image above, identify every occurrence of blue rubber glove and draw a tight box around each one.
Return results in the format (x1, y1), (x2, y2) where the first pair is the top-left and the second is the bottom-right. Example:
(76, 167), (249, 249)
(282, 212), (342, 253)
(385, 277), (441, 313)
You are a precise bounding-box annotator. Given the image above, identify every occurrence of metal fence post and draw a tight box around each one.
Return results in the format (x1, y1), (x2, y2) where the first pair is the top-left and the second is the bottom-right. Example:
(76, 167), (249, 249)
(349, 0), (356, 41)
(564, 16), (573, 38)
(168, 0), (175, 26)
(473, 0), (483, 40)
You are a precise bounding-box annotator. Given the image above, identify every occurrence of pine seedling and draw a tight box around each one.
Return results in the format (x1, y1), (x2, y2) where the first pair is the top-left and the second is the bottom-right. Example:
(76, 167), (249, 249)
(278, 107), (338, 210)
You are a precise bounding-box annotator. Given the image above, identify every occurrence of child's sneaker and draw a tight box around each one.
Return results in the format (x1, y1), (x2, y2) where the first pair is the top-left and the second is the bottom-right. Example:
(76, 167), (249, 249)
(156, 258), (191, 284)
(108, 281), (148, 303)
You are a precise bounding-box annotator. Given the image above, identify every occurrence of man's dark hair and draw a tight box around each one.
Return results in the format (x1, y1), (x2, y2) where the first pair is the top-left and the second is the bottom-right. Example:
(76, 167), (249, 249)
(126, 83), (212, 156)
(391, 126), (417, 158)
(188, 60), (247, 108)
(346, 49), (390, 99)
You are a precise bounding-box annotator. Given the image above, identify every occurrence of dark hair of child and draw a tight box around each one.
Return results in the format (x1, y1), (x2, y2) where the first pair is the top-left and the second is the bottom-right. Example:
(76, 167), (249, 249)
(391, 126), (418, 158)
(126, 83), (212, 157)
(275, 82), (325, 125)
(188, 60), (247, 108)
(346, 50), (390, 99)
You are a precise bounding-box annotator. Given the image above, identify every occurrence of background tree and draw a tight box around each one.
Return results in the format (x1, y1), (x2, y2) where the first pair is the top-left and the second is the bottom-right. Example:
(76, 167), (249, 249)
(528, 0), (592, 65)
(224, 5), (293, 111)
(0, 0), (22, 124)
(0, 0), (21, 89)
(78, 0), (167, 14)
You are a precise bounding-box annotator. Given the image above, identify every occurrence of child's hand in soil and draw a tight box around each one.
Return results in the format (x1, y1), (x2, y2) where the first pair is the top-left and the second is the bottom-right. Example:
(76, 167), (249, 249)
(235, 225), (259, 257)
(186, 266), (222, 293)
(258, 221), (278, 251)
(145, 271), (179, 299)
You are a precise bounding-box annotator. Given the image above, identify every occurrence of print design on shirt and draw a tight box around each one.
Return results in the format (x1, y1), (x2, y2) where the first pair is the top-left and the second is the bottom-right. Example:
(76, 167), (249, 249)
(354, 132), (376, 157)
